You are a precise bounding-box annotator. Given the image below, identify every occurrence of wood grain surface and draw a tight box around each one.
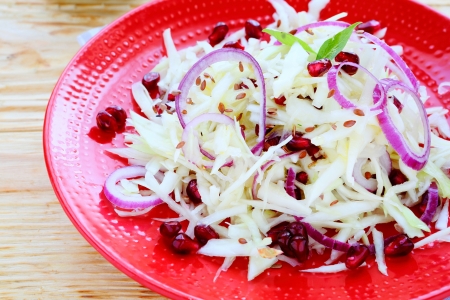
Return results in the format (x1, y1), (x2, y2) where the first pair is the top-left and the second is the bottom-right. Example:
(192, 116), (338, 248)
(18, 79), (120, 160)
(0, 0), (448, 299)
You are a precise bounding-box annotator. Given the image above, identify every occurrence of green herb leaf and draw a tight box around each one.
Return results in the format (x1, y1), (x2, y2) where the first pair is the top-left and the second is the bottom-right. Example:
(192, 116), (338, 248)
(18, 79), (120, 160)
(316, 22), (361, 60)
(263, 29), (317, 55)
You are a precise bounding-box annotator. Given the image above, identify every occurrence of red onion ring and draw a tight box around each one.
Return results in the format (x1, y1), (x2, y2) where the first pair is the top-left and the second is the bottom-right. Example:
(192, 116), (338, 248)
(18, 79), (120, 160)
(175, 48), (266, 155)
(353, 158), (377, 192)
(419, 182), (439, 225)
(327, 62), (386, 110)
(181, 113), (235, 168)
(274, 21), (349, 46)
(103, 166), (164, 210)
(377, 80), (430, 170)
(301, 221), (351, 252)
(285, 167), (296, 198)
(363, 33), (419, 92)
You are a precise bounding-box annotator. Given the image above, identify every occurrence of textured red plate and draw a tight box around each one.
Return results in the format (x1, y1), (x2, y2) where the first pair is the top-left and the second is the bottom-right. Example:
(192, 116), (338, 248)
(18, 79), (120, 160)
(44, 0), (450, 299)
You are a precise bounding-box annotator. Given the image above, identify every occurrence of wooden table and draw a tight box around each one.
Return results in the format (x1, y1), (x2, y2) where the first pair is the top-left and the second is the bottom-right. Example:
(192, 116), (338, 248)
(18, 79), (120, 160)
(0, 0), (448, 299)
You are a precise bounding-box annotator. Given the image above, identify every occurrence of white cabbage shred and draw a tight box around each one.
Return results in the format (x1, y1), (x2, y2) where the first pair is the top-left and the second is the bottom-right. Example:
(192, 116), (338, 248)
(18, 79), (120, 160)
(106, 0), (450, 280)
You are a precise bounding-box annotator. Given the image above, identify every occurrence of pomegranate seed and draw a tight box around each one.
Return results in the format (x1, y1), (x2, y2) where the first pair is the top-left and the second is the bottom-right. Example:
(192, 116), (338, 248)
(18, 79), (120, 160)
(356, 20), (381, 34)
(245, 19), (263, 39)
(274, 95), (286, 106)
(384, 234), (414, 257)
(286, 133), (311, 151)
(287, 222), (307, 238)
(345, 244), (370, 269)
(223, 40), (245, 50)
(142, 72), (160, 99)
(266, 222), (289, 245)
(277, 230), (295, 257)
(294, 187), (303, 200)
(171, 233), (199, 254)
(105, 105), (127, 132)
(392, 96), (404, 113)
(307, 59), (332, 77)
(208, 22), (229, 47)
(186, 179), (202, 204)
(289, 235), (309, 262)
(167, 93), (176, 101)
(306, 144), (321, 158)
(389, 169), (408, 186)
(263, 136), (281, 151)
(335, 52), (360, 75)
(96, 110), (118, 132)
(194, 225), (219, 245)
(296, 171), (308, 184)
(160, 221), (182, 238)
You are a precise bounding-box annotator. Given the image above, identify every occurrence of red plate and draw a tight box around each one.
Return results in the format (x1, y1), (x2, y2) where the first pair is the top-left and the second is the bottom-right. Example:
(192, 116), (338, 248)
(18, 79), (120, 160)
(44, 0), (450, 298)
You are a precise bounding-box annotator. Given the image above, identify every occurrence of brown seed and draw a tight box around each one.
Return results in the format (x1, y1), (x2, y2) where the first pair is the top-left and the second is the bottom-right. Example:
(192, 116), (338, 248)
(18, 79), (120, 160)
(234, 83), (240, 90)
(186, 98), (194, 105)
(239, 238), (247, 244)
(305, 28), (314, 35)
(203, 73), (210, 78)
(289, 29), (297, 35)
(196, 76), (201, 86)
(210, 76), (215, 83)
(344, 120), (356, 128)
(330, 200), (339, 206)
(327, 89), (335, 98)
(176, 141), (185, 149)
(308, 161), (316, 168)
(225, 108), (233, 113)
(331, 123), (337, 130)
(299, 150), (307, 159)
(240, 124), (246, 130)
(276, 20), (281, 27)
(271, 263), (283, 269)
(237, 113), (243, 121)
(292, 125), (296, 136)
(171, 90), (181, 96)
(267, 108), (277, 115)
(365, 172), (372, 179)
(239, 61), (244, 72)
(218, 102), (225, 114)
(182, 109), (187, 115)
(200, 80), (206, 91)
(305, 127), (315, 133)
(353, 108), (365, 116)
(236, 93), (246, 100)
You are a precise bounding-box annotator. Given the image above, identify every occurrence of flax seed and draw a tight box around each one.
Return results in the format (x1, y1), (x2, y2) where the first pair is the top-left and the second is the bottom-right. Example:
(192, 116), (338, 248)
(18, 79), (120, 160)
(299, 150), (307, 159)
(289, 29), (297, 35)
(331, 123), (337, 130)
(344, 120), (356, 128)
(218, 102), (225, 114)
(200, 80), (206, 91)
(327, 89), (335, 98)
(196, 76), (201, 86)
(236, 93), (246, 100)
(365, 172), (372, 179)
(330, 200), (338, 206)
(182, 109), (187, 115)
(203, 73), (210, 78)
(225, 108), (233, 113)
(237, 113), (243, 121)
(305, 28), (314, 35)
(176, 141), (185, 149)
(353, 108), (365, 116)
(239, 238), (247, 244)
(234, 83), (240, 90)
(305, 127), (315, 133)
(239, 61), (244, 72)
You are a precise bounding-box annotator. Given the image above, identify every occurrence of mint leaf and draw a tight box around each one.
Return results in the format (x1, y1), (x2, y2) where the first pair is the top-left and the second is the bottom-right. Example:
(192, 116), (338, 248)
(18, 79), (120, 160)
(316, 22), (361, 60)
(263, 29), (317, 55)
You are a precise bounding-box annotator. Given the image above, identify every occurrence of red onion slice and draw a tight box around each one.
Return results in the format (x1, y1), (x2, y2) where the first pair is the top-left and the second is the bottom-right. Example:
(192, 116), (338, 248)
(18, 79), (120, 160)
(353, 158), (377, 192)
(379, 149), (392, 175)
(327, 62), (386, 110)
(285, 167), (296, 198)
(301, 221), (351, 252)
(104, 166), (164, 210)
(363, 33), (419, 92)
(377, 80), (430, 170)
(181, 113), (235, 168)
(274, 21), (349, 45)
(420, 182), (439, 225)
(175, 48), (266, 155)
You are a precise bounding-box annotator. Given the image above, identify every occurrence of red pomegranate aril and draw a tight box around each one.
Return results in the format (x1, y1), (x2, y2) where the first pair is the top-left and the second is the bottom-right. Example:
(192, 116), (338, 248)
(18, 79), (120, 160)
(335, 51), (360, 75)
(186, 179), (202, 204)
(245, 19), (263, 39)
(96, 110), (118, 132)
(274, 95), (286, 106)
(142, 72), (160, 98)
(287, 222), (308, 238)
(356, 20), (381, 34)
(392, 96), (404, 113)
(194, 225), (219, 245)
(307, 144), (321, 159)
(171, 233), (199, 254)
(277, 230), (295, 257)
(105, 105), (127, 131)
(223, 40), (244, 50)
(208, 22), (229, 47)
(267, 222), (289, 245)
(167, 93), (176, 101)
(289, 235), (309, 262)
(307, 59), (332, 77)
(286, 133), (311, 151)
(294, 187), (303, 200)
(296, 171), (308, 185)
(384, 234), (414, 257)
(345, 244), (370, 269)
(263, 136), (281, 151)
(160, 221), (182, 238)
(389, 169), (408, 186)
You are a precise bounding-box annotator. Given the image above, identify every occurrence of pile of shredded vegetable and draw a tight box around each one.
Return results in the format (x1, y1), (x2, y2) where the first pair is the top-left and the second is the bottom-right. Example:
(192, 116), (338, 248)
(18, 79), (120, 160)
(103, 0), (450, 280)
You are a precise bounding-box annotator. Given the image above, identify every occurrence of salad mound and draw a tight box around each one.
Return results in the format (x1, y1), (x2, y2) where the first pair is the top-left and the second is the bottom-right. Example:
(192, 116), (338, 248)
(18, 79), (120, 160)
(99, 0), (450, 280)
